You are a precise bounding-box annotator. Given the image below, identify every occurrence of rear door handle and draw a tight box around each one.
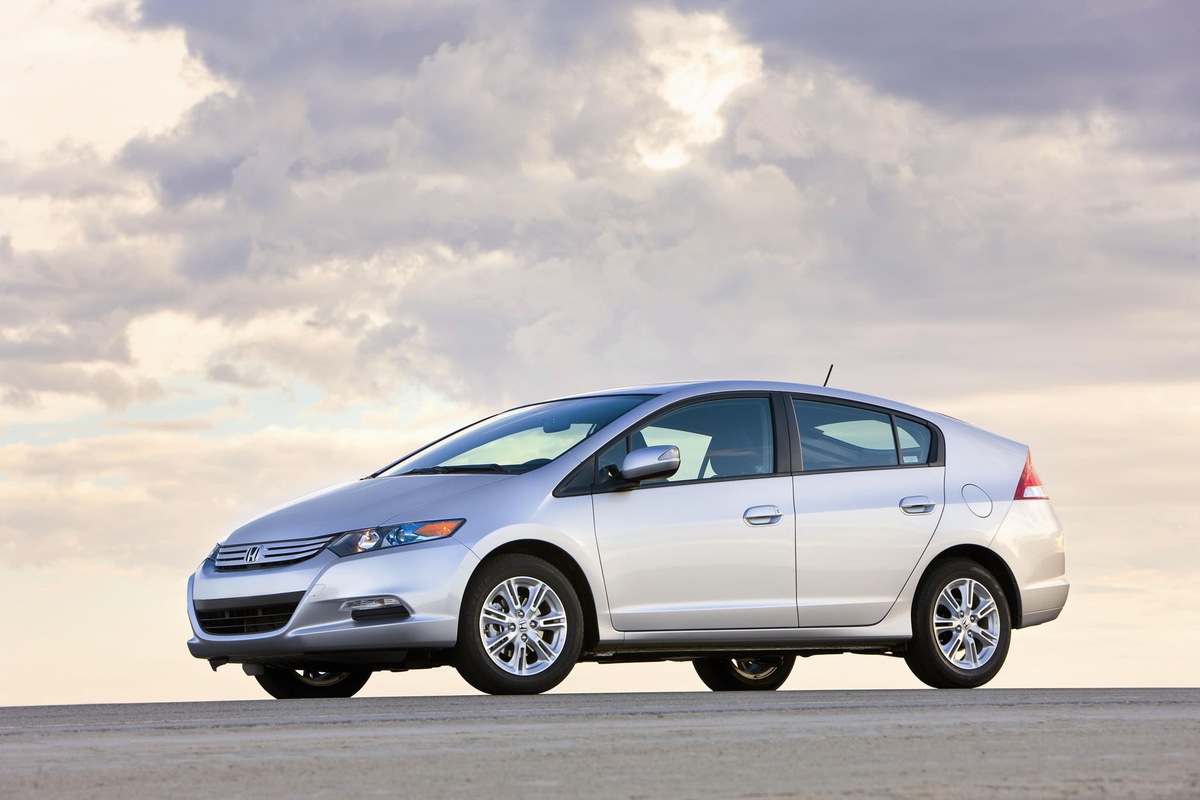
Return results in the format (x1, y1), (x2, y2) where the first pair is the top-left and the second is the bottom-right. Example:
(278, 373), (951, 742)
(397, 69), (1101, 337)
(899, 496), (935, 515)
(743, 505), (783, 526)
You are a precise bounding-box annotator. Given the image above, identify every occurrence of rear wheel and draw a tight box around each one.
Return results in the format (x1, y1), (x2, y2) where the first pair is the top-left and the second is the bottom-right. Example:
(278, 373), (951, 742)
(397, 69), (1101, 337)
(905, 558), (1011, 688)
(693, 655), (795, 691)
(255, 667), (372, 699)
(454, 554), (584, 695)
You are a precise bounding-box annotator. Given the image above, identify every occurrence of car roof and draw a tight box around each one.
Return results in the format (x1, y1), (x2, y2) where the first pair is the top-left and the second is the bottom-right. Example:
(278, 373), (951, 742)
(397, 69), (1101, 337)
(557, 380), (952, 427)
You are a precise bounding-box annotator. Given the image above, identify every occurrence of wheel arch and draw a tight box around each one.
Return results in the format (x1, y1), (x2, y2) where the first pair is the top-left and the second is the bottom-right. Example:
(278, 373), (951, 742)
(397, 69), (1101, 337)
(920, 544), (1023, 627)
(467, 539), (601, 652)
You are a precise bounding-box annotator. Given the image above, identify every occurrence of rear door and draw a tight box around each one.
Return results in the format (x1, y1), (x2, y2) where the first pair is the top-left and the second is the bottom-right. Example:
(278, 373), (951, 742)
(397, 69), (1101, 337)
(789, 397), (945, 627)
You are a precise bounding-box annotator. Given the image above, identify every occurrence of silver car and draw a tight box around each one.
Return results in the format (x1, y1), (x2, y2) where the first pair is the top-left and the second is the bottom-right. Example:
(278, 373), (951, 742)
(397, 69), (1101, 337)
(187, 381), (1068, 698)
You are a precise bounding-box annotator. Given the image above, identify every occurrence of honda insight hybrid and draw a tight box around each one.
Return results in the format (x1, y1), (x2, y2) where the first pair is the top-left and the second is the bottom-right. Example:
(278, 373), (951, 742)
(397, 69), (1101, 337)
(187, 381), (1068, 698)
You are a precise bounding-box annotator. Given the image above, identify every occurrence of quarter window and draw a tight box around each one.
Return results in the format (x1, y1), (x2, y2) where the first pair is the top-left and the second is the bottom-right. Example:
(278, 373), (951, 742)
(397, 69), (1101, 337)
(895, 416), (933, 465)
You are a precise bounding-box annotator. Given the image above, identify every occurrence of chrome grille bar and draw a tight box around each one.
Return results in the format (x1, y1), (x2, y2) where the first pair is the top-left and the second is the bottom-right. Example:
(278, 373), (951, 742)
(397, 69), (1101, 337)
(214, 533), (335, 570)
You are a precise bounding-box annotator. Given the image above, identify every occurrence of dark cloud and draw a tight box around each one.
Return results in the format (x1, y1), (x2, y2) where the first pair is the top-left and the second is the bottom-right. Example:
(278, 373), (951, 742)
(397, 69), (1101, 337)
(178, 232), (253, 281)
(712, 0), (1200, 168)
(714, 1), (1200, 118)
(125, 0), (474, 86)
(0, 362), (162, 410)
(206, 362), (271, 389)
(118, 94), (254, 205)
(0, 145), (129, 199)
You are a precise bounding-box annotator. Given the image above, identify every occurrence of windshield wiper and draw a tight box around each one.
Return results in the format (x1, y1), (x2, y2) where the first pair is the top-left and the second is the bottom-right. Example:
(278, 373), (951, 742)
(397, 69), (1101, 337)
(402, 464), (513, 475)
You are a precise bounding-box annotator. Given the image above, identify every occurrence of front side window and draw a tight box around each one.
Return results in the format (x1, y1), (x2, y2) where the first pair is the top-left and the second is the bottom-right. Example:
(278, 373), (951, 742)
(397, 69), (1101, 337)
(793, 398), (935, 472)
(598, 396), (775, 485)
(380, 395), (651, 476)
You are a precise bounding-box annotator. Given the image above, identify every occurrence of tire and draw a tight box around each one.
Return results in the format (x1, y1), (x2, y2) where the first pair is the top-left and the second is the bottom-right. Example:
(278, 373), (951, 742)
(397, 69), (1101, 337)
(693, 655), (796, 691)
(255, 667), (372, 699)
(454, 554), (584, 695)
(905, 558), (1011, 689)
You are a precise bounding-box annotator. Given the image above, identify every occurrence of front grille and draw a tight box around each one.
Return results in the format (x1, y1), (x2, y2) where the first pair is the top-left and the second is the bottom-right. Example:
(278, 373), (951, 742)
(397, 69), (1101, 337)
(214, 534), (335, 571)
(195, 593), (304, 635)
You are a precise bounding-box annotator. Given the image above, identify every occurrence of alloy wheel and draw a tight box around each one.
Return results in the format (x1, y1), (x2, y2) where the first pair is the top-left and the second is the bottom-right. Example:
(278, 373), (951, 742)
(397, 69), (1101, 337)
(933, 577), (1001, 669)
(731, 658), (783, 681)
(478, 576), (568, 676)
(295, 670), (354, 687)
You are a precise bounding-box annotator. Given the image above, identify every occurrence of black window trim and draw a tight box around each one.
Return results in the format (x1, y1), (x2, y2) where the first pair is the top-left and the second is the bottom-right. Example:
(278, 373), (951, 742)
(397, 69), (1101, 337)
(786, 393), (945, 475)
(554, 391), (792, 497)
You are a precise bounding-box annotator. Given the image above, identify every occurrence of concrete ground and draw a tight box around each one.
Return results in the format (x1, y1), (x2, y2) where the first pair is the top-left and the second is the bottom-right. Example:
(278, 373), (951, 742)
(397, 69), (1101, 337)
(1, 688), (1197, 798)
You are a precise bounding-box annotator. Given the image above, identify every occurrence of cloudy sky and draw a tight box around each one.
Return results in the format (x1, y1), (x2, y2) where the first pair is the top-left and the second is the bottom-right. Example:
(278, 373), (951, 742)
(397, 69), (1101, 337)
(1, 0), (1196, 705)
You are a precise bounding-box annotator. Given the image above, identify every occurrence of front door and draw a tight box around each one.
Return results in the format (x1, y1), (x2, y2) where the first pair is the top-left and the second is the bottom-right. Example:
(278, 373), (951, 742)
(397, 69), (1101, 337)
(592, 395), (797, 631)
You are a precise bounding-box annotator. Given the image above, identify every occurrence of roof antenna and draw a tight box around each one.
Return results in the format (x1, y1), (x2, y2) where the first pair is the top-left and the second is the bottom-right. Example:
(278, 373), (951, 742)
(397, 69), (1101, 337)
(822, 364), (834, 387)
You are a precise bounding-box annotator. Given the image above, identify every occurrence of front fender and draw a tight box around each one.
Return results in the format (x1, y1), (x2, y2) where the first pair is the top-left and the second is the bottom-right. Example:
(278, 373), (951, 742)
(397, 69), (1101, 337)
(463, 496), (623, 647)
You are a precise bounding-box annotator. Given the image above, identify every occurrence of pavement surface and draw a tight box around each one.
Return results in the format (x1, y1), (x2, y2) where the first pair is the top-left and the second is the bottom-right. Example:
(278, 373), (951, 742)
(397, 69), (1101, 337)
(1, 688), (1197, 799)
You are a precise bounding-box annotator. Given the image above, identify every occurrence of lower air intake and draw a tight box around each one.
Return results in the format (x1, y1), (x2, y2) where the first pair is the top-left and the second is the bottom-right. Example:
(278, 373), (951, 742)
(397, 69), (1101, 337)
(195, 592), (305, 635)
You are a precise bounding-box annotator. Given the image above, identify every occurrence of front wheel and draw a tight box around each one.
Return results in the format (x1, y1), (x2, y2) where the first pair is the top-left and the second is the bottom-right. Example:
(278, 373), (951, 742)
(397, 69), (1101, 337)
(255, 667), (372, 699)
(454, 554), (584, 695)
(905, 558), (1011, 688)
(693, 655), (796, 691)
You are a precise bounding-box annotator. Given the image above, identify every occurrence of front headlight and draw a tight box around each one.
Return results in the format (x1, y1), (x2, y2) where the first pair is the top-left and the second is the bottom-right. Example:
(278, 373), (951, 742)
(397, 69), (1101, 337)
(328, 519), (465, 557)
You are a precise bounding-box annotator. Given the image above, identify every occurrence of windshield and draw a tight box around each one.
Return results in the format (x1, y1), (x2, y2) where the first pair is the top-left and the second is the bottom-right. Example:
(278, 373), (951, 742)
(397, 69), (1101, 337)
(378, 394), (652, 476)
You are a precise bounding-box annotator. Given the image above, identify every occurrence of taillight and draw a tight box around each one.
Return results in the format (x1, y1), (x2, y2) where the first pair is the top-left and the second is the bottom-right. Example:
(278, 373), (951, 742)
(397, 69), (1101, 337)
(1014, 453), (1048, 500)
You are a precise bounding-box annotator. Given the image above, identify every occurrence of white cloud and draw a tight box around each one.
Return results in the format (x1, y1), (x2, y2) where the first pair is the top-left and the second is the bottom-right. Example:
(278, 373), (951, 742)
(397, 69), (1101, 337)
(0, 0), (224, 159)
(0, 415), (471, 570)
(634, 8), (762, 169)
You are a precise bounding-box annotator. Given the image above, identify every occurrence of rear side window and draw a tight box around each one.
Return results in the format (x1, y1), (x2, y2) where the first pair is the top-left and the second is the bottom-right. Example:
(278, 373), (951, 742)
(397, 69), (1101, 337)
(792, 399), (936, 472)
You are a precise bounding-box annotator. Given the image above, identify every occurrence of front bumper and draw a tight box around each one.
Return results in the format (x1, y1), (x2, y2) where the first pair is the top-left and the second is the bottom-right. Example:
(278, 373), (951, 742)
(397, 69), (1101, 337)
(186, 537), (480, 665)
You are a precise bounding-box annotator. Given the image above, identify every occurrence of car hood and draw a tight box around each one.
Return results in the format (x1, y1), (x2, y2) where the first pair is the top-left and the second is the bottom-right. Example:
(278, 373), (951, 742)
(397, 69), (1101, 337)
(223, 474), (511, 544)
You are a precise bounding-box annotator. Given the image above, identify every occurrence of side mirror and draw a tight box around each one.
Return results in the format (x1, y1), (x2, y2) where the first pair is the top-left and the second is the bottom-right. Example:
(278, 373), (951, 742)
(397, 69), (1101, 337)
(619, 445), (681, 482)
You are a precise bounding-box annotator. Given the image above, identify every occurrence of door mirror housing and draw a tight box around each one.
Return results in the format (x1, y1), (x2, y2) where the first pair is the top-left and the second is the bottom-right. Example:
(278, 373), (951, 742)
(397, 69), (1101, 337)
(619, 445), (681, 482)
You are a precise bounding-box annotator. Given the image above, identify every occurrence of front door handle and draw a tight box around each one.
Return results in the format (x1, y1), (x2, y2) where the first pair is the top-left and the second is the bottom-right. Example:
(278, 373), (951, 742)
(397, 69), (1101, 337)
(899, 496), (936, 515)
(743, 505), (783, 526)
